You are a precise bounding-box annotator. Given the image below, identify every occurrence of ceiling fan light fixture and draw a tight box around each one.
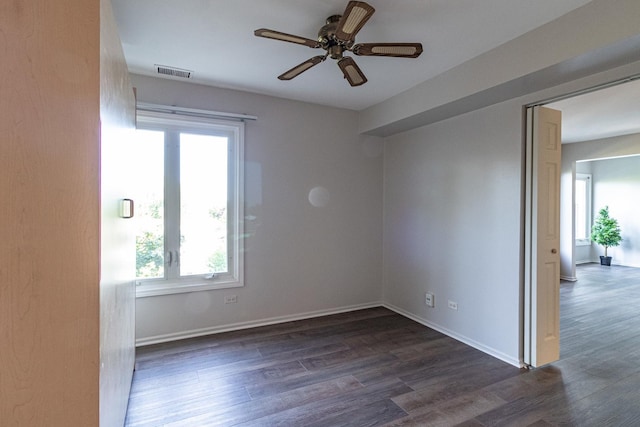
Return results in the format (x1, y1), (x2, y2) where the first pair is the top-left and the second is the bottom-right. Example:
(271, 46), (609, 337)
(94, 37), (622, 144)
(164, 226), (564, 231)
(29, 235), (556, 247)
(328, 45), (344, 60)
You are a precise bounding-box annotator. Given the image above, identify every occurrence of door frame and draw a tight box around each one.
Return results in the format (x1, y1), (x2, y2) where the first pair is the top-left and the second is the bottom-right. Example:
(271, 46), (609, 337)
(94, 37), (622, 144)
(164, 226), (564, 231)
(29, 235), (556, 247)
(521, 74), (640, 368)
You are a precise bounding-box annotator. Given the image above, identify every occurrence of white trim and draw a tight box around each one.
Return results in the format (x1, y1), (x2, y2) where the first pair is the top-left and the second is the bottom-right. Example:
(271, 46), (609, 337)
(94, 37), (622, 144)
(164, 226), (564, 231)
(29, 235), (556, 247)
(135, 301), (521, 368)
(134, 111), (245, 297)
(135, 302), (383, 346)
(523, 106), (535, 367)
(135, 279), (243, 298)
(383, 303), (522, 368)
(560, 275), (578, 282)
(137, 102), (257, 122)
(526, 73), (640, 108)
(574, 173), (592, 245)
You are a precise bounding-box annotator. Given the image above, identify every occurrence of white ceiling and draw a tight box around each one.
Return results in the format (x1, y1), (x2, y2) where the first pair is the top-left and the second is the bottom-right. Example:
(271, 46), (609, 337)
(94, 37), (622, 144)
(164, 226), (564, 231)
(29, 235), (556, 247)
(111, 0), (640, 142)
(112, 0), (595, 111)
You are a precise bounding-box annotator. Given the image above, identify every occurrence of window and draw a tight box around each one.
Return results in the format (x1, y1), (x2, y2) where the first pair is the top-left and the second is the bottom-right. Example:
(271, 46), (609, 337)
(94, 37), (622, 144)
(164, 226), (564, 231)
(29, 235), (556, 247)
(575, 173), (592, 246)
(132, 110), (244, 297)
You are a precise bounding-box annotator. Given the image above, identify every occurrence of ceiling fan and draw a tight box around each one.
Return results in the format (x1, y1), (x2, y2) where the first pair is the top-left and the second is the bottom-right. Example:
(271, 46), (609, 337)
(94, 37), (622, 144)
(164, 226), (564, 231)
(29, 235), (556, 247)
(254, 1), (423, 87)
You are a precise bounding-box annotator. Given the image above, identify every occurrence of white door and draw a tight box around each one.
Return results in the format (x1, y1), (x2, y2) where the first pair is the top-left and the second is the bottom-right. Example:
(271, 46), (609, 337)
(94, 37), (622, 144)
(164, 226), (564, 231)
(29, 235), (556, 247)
(524, 106), (562, 367)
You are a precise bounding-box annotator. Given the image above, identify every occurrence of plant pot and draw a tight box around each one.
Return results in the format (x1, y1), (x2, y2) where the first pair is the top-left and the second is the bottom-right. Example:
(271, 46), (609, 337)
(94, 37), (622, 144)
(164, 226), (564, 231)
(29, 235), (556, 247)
(600, 256), (612, 266)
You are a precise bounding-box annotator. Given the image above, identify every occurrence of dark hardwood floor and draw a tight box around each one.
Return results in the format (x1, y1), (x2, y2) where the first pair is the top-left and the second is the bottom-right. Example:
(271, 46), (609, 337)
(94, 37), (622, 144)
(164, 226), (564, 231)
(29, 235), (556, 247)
(125, 263), (640, 426)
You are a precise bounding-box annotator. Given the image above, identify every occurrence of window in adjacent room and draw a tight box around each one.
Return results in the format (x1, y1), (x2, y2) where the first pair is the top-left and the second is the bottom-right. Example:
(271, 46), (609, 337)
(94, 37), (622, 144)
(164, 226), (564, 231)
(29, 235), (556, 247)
(132, 110), (244, 297)
(575, 173), (592, 246)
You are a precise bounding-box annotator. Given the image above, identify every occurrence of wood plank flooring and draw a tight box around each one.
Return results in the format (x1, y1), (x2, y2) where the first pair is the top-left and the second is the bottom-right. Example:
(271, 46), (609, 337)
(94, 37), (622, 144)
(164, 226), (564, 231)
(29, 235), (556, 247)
(125, 263), (640, 426)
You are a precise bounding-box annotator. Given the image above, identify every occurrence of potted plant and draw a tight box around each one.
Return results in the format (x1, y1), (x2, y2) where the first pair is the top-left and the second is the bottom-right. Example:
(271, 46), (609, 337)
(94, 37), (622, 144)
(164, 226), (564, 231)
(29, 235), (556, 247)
(590, 206), (622, 266)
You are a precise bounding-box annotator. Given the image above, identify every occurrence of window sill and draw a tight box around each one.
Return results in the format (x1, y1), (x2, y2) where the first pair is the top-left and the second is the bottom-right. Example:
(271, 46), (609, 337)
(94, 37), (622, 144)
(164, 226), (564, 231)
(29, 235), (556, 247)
(135, 278), (243, 298)
(575, 240), (591, 247)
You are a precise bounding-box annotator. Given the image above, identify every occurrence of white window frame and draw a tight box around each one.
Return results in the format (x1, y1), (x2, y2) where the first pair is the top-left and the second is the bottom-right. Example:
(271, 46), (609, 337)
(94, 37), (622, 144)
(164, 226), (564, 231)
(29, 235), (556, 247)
(134, 110), (244, 297)
(575, 173), (592, 247)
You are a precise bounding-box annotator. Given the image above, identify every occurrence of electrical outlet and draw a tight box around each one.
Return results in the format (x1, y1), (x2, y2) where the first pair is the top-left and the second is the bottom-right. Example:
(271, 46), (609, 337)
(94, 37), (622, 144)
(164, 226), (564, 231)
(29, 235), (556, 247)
(448, 300), (458, 311)
(425, 292), (435, 307)
(224, 295), (238, 304)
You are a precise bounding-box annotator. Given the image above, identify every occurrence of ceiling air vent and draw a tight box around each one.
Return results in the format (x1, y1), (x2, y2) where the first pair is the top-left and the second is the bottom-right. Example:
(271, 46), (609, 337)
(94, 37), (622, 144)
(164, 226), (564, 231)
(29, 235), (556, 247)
(155, 65), (192, 79)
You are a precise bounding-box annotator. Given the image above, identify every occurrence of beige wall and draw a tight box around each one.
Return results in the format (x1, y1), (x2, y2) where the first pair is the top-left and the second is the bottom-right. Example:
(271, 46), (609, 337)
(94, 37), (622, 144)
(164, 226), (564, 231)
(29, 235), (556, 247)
(1, 1), (101, 425)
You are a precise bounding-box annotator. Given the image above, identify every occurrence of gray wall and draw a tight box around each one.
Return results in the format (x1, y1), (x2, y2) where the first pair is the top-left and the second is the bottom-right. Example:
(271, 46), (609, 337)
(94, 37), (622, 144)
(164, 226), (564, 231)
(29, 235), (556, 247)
(381, 62), (640, 366)
(131, 74), (384, 343)
(383, 101), (523, 364)
(590, 154), (640, 267)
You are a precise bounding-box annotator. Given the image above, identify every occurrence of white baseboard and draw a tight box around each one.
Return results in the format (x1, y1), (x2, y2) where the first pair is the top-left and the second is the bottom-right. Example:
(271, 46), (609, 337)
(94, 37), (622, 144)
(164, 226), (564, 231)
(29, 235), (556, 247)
(560, 275), (578, 282)
(136, 300), (521, 369)
(135, 302), (383, 346)
(382, 303), (522, 368)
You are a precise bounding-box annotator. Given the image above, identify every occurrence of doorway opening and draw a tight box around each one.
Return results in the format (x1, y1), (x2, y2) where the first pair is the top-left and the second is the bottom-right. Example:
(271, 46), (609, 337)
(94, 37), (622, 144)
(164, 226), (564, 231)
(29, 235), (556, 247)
(523, 75), (640, 368)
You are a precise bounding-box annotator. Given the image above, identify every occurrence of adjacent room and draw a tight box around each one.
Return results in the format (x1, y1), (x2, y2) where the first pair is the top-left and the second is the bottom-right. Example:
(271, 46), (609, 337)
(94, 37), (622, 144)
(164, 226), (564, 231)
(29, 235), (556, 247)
(3, 0), (640, 426)
(547, 81), (640, 399)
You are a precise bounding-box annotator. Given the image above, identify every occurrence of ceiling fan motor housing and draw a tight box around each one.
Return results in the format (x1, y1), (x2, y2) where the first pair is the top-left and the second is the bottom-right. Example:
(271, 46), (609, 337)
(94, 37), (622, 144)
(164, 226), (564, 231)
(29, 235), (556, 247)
(318, 15), (353, 59)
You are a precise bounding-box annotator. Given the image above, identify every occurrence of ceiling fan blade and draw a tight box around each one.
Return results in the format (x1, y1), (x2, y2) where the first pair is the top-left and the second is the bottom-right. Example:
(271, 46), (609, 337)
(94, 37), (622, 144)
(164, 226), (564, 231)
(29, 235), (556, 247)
(278, 56), (326, 81)
(337, 56), (367, 86)
(254, 28), (321, 48)
(334, 1), (375, 42)
(352, 43), (423, 58)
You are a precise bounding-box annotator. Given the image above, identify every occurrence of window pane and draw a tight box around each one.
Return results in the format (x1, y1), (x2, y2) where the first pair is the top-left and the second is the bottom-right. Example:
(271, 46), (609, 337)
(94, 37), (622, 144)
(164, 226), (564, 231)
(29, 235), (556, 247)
(132, 130), (165, 279)
(180, 133), (228, 276)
